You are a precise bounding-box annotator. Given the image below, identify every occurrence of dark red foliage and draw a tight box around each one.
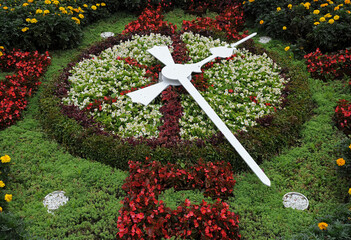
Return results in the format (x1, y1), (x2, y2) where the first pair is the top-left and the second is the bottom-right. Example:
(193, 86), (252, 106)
(117, 158), (240, 239)
(304, 48), (351, 81)
(0, 49), (51, 129)
(334, 99), (351, 135)
(158, 87), (183, 146)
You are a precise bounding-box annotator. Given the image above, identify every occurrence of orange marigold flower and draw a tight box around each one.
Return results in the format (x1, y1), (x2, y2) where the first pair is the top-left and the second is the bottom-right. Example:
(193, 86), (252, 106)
(318, 222), (328, 230)
(336, 158), (345, 166)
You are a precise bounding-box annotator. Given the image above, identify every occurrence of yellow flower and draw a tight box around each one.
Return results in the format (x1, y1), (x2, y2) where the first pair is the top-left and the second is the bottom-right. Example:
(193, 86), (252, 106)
(0, 46), (4, 50)
(320, 17), (326, 22)
(96, 3), (100, 6)
(336, 158), (345, 166)
(349, 144), (351, 150)
(26, 18), (31, 22)
(334, 15), (340, 20)
(79, 14), (84, 19)
(53, 0), (59, 4)
(283, 26), (287, 30)
(249, 0), (254, 2)
(28, 0), (33, 2)
(313, 10), (320, 14)
(44, 0), (51, 4)
(101, 3), (106, 6)
(91, 5), (97, 10)
(314, 21), (320, 25)
(0, 52), (3, 57)
(36, 9), (43, 14)
(334, 6), (339, 10)
(320, 3), (328, 7)
(314, 0), (318, 2)
(71, 17), (80, 24)
(31, 18), (37, 23)
(318, 222), (328, 230)
(349, 188), (351, 195)
(83, 4), (88, 7)
(346, 0), (350, 4)
(324, 13), (332, 18)
(4, 194), (12, 202)
(0, 206), (2, 212)
(243, 1), (246, 4)
(285, 46), (290, 51)
(3, 6), (8, 10)
(288, 4), (292, 9)
(348, 10), (351, 14)
(259, 20), (264, 24)
(328, 19), (334, 24)
(0, 181), (5, 188)
(1, 155), (11, 163)
(277, 7), (281, 11)
(67, 6), (73, 10)
(23, 3), (29, 6)
(21, 27), (29, 32)
(73, 8), (79, 13)
(43, 9), (50, 15)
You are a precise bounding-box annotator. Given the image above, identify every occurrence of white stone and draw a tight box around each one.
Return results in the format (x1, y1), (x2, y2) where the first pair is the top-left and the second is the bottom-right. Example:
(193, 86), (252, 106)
(43, 191), (69, 214)
(283, 192), (309, 210)
(259, 36), (272, 44)
(100, 32), (115, 39)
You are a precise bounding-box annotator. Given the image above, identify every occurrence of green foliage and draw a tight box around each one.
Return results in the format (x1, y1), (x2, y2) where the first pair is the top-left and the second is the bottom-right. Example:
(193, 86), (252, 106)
(0, 212), (37, 240)
(158, 188), (216, 210)
(290, 204), (351, 240)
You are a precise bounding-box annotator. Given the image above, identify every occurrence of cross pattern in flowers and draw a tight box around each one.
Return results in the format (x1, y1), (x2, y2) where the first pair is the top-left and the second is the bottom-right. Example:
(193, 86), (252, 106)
(126, 33), (271, 186)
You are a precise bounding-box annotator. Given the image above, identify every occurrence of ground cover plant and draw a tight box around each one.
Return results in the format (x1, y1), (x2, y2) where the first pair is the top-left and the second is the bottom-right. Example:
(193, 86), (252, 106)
(1, 1), (351, 239)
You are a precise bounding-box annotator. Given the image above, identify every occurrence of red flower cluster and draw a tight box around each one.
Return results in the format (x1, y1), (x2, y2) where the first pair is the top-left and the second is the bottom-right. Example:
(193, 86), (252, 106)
(122, 5), (177, 36)
(334, 99), (351, 135)
(304, 48), (351, 80)
(182, 4), (246, 41)
(117, 159), (240, 239)
(0, 49), (51, 129)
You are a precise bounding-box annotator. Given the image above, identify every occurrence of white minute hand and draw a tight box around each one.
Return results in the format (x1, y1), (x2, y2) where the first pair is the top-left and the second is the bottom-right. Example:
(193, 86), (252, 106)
(177, 76), (271, 187)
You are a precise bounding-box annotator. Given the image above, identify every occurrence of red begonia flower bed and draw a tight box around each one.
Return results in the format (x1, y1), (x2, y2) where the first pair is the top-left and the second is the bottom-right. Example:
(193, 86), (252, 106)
(0, 49), (51, 130)
(117, 158), (240, 239)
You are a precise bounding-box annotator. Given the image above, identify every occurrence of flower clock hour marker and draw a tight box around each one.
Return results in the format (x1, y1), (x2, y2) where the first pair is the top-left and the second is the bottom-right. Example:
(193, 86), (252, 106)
(127, 33), (271, 186)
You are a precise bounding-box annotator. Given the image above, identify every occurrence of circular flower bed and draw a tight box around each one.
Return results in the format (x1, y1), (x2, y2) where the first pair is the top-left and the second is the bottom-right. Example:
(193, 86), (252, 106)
(62, 32), (287, 140)
(40, 4), (312, 171)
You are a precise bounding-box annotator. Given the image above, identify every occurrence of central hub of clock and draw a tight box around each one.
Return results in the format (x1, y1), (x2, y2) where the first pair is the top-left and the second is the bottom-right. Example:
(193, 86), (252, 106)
(160, 64), (192, 86)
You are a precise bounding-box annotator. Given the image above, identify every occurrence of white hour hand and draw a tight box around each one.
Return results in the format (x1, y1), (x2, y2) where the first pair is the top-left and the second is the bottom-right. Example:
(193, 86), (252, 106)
(126, 81), (170, 106)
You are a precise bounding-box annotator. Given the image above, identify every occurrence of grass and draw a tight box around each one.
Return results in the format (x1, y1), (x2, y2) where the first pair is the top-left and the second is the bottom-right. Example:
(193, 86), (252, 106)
(1, 8), (349, 239)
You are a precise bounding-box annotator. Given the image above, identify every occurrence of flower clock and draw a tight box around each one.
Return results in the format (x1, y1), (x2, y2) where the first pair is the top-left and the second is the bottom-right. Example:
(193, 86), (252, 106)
(62, 31), (285, 184)
(42, 4), (312, 239)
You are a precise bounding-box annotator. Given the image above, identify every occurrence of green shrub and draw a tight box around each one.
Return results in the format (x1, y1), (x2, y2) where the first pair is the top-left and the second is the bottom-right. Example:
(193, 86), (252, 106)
(244, 0), (351, 52)
(0, 0), (112, 51)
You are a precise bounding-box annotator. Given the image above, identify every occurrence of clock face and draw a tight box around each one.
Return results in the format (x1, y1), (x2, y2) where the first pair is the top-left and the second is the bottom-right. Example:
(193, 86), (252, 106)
(62, 32), (287, 141)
